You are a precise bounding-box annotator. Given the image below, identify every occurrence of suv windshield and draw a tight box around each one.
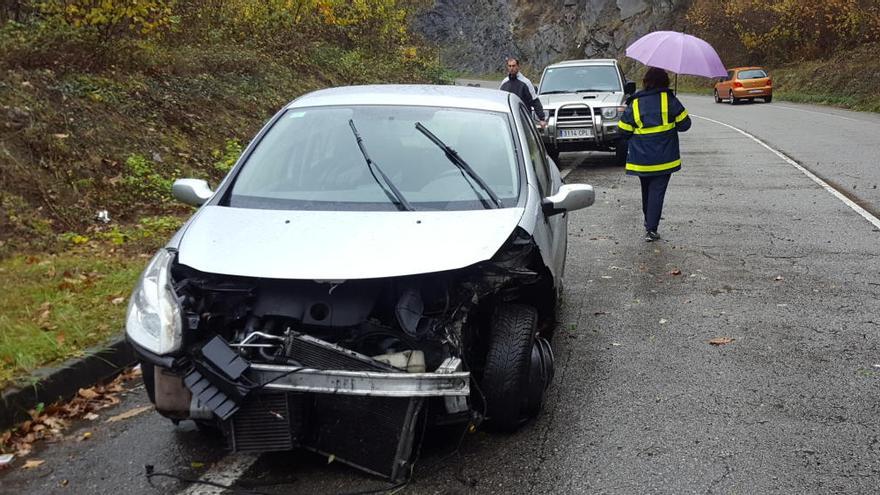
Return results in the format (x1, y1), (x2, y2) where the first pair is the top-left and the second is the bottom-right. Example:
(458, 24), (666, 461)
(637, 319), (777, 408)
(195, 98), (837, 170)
(738, 69), (767, 79)
(228, 106), (520, 211)
(539, 65), (622, 94)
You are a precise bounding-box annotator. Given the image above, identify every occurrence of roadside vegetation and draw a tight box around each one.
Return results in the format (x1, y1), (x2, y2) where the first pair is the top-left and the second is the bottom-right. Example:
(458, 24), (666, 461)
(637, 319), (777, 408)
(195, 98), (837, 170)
(681, 0), (880, 111)
(0, 0), (450, 387)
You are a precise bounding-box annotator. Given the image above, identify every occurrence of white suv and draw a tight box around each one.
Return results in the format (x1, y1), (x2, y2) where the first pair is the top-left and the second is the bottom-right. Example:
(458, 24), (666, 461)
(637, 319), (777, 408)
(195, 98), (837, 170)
(537, 59), (636, 164)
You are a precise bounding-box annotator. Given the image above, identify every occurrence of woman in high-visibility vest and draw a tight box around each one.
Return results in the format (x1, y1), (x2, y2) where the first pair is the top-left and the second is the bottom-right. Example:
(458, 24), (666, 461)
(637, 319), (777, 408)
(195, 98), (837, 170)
(617, 67), (692, 242)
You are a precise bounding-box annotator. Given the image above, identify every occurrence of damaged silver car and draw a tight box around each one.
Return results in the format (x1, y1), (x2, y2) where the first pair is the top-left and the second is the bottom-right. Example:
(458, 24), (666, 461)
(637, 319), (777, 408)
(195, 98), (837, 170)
(125, 85), (595, 481)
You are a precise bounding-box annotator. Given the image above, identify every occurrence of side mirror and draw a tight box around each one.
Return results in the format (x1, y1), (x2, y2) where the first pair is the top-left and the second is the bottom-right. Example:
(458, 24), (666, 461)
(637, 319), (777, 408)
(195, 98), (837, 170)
(624, 81), (636, 95)
(172, 178), (214, 206)
(542, 184), (595, 216)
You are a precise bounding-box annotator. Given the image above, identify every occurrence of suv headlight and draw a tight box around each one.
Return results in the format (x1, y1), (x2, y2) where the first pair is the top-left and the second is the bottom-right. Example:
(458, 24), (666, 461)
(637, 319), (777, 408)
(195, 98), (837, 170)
(601, 106), (627, 120)
(126, 248), (182, 355)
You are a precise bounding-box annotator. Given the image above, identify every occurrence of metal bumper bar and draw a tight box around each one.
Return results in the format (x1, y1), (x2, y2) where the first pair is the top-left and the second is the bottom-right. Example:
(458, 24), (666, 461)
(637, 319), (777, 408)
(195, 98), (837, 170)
(250, 361), (470, 398)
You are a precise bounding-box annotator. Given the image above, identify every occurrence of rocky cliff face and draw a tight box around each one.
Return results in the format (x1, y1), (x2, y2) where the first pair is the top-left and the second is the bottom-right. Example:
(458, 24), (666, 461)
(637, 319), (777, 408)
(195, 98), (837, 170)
(415, 0), (687, 74)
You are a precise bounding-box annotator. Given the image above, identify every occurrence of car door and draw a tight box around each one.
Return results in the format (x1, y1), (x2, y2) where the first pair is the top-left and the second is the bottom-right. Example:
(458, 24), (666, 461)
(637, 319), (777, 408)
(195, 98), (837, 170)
(517, 105), (567, 281)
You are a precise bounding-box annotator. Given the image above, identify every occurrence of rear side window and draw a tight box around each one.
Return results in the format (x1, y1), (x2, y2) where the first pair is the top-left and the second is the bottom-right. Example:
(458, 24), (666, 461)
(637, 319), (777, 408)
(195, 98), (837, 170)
(738, 69), (767, 79)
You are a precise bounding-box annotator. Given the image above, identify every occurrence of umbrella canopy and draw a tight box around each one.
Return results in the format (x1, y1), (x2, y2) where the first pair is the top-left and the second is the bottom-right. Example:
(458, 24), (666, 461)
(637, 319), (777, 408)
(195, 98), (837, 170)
(626, 31), (727, 78)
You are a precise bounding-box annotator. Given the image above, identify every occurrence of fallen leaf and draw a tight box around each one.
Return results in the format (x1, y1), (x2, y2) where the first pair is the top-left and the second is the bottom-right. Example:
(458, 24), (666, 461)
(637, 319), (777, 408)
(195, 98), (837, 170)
(105, 405), (151, 423)
(709, 337), (735, 346)
(670, 269), (682, 276)
(775, 275), (784, 281)
(84, 413), (99, 421)
(659, 319), (668, 325)
(191, 461), (205, 469)
(61, 479), (69, 487)
(327, 454), (336, 464)
(593, 311), (608, 316)
(78, 388), (99, 400)
(22, 459), (45, 469)
(0, 453), (14, 468)
(78, 431), (92, 441)
(52, 133), (69, 139)
(110, 296), (125, 305)
(601, 276), (612, 279)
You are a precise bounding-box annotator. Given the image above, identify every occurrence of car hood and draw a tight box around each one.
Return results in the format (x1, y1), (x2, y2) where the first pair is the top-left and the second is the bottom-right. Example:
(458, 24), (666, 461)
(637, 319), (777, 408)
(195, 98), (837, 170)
(539, 92), (622, 109)
(176, 206), (526, 280)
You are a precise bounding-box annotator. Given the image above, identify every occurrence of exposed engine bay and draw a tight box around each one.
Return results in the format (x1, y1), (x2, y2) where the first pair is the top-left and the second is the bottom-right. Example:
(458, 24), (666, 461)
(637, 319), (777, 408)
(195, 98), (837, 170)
(139, 229), (557, 481)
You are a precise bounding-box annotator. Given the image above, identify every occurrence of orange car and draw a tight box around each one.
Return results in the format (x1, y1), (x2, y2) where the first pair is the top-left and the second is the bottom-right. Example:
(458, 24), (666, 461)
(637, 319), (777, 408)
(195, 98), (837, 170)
(714, 67), (772, 104)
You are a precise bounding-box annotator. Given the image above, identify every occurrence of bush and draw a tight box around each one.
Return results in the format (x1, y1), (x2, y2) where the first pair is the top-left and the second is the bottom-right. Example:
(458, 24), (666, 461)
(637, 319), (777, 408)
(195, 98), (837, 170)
(35, 0), (175, 40)
(121, 154), (175, 203)
(686, 0), (880, 64)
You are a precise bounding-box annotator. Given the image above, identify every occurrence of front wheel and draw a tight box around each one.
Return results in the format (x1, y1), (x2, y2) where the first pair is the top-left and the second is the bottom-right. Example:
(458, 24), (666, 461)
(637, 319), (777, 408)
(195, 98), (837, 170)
(481, 303), (554, 431)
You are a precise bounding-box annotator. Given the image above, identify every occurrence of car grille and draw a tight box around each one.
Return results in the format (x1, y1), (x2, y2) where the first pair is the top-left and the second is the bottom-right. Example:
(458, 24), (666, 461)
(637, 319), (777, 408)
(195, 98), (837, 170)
(556, 106), (594, 128)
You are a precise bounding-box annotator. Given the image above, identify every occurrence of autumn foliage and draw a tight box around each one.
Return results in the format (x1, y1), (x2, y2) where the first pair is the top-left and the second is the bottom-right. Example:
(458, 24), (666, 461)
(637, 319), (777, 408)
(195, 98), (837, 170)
(686, 0), (880, 65)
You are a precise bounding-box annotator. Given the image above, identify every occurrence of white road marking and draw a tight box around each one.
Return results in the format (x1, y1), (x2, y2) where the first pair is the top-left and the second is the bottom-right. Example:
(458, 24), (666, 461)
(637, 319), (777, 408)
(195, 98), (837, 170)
(180, 452), (260, 495)
(770, 104), (864, 123)
(692, 114), (880, 230)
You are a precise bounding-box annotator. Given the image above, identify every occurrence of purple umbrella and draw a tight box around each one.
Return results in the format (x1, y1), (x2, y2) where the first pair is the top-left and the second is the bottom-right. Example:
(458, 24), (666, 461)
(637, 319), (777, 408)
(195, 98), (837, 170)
(626, 31), (727, 79)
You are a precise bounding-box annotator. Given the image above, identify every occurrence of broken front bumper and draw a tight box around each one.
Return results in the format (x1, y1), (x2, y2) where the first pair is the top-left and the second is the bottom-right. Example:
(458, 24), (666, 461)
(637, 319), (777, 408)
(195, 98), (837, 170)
(251, 361), (470, 397)
(130, 338), (471, 481)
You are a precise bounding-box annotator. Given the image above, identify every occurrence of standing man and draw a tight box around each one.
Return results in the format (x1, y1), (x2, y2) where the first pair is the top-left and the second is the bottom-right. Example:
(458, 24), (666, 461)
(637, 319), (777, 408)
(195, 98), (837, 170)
(500, 57), (546, 128)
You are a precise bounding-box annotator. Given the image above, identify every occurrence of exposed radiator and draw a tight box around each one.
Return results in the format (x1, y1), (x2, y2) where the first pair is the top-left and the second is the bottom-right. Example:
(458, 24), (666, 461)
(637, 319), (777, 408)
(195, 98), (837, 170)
(303, 395), (423, 481)
(229, 393), (303, 452)
(229, 335), (421, 481)
(284, 334), (399, 372)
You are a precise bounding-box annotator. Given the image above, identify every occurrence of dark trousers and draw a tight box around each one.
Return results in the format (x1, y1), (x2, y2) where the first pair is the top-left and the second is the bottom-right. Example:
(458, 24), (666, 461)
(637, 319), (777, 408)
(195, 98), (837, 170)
(639, 174), (671, 232)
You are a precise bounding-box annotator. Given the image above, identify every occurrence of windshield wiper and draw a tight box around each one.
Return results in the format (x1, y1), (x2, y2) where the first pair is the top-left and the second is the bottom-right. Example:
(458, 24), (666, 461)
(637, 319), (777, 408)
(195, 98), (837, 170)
(539, 90), (570, 95)
(414, 122), (502, 209)
(575, 88), (608, 93)
(348, 119), (413, 212)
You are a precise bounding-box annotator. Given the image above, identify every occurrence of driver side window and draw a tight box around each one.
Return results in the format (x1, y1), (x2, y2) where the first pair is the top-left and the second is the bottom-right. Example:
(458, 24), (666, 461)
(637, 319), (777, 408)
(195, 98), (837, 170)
(519, 106), (550, 196)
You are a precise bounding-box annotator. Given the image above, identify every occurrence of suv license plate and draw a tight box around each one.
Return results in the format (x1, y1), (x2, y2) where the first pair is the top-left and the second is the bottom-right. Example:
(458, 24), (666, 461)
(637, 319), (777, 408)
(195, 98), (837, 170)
(559, 128), (591, 138)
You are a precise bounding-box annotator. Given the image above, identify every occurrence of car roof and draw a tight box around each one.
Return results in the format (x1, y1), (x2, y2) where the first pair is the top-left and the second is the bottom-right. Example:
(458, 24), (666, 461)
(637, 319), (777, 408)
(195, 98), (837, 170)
(729, 66), (767, 72)
(545, 59), (618, 69)
(288, 84), (513, 113)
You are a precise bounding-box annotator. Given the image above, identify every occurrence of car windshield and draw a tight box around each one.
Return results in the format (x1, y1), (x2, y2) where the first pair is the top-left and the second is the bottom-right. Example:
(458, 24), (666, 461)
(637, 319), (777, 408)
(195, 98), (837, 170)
(228, 105), (520, 211)
(539, 65), (622, 94)
(738, 69), (767, 79)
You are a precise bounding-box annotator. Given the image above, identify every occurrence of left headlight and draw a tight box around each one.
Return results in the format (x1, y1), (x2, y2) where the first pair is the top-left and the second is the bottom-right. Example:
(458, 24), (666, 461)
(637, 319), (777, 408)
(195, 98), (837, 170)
(602, 106), (627, 120)
(126, 248), (183, 355)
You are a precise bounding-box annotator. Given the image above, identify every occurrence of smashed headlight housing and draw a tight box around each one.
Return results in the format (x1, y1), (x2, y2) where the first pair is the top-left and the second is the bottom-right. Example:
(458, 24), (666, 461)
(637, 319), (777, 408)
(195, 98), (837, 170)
(126, 248), (183, 355)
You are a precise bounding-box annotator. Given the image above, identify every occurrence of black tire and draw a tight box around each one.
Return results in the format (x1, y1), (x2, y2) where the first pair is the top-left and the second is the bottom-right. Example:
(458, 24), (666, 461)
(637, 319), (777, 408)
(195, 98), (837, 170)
(714, 89), (721, 103)
(764, 95), (772, 103)
(481, 303), (540, 431)
(729, 90), (738, 105)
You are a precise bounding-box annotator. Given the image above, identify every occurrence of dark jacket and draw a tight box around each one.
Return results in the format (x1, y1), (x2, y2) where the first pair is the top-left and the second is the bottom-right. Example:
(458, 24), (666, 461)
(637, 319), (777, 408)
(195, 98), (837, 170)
(617, 88), (691, 177)
(500, 73), (546, 120)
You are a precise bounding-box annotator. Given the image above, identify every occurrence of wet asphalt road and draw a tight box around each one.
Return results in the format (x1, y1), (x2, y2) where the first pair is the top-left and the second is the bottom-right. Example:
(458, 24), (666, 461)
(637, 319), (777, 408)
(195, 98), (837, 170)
(2, 95), (880, 494)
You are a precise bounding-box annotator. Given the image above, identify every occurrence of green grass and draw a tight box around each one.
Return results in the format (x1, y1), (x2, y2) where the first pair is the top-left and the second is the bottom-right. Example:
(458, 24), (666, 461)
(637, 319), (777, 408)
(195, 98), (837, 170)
(0, 249), (147, 387)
